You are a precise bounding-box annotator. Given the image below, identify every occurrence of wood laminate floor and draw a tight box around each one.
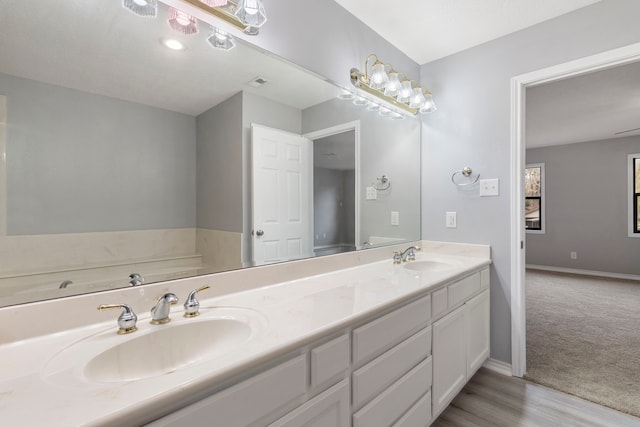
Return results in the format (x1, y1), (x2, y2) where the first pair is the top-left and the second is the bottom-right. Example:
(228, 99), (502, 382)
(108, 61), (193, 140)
(432, 368), (640, 427)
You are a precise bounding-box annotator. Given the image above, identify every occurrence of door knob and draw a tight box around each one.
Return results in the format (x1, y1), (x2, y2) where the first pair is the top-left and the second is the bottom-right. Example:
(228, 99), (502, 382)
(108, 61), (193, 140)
(256, 229), (264, 236)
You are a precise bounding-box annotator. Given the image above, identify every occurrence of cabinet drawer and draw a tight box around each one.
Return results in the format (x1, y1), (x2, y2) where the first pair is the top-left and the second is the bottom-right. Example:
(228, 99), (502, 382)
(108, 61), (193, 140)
(448, 272), (480, 309)
(353, 357), (432, 427)
(392, 391), (432, 427)
(353, 327), (431, 408)
(148, 355), (307, 427)
(431, 286), (448, 320)
(353, 295), (430, 365)
(269, 379), (350, 427)
(310, 334), (350, 390)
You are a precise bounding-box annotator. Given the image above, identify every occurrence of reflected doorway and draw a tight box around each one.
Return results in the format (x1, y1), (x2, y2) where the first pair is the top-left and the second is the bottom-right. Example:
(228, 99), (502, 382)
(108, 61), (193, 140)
(305, 121), (361, 256)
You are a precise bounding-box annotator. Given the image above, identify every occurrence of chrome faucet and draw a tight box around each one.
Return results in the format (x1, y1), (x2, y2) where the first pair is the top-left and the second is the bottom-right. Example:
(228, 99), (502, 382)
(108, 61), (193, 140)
(98, 303), (138, 334)
(183, 285), (211, 318)
(150, 293), (179, 325)
(129, 273), (144, 286)
(393, 246), (421, 264)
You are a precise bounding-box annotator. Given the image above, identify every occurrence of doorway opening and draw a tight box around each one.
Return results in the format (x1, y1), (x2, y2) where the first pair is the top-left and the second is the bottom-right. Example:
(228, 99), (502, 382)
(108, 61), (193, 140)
(304, 121), (361, 256)
(510, 42), (640, 377)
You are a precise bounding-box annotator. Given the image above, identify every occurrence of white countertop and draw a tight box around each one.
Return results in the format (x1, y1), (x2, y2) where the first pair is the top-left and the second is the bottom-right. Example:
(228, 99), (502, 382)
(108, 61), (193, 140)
(0, 245), (490, 426)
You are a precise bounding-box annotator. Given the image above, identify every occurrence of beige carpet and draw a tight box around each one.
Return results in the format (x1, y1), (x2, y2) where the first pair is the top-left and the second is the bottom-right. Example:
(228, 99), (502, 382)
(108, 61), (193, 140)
(525, 270), (640, 418)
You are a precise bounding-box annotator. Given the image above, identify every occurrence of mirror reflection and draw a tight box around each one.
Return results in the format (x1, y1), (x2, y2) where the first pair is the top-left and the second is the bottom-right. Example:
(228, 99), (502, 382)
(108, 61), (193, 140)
(0, 0), (421, 307)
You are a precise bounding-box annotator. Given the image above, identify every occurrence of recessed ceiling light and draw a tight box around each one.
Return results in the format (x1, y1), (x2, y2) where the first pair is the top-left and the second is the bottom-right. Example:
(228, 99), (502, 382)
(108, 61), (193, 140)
(162, 38), (185, 51)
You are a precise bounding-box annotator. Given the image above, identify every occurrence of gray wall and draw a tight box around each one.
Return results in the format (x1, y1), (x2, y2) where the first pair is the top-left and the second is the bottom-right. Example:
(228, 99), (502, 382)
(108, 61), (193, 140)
(196, 92), (243, 232)
(526, 136), (640, 275)
(420, 0), (640, 364)
(302, 98), (421, 245)
(3, 72), (196, 235)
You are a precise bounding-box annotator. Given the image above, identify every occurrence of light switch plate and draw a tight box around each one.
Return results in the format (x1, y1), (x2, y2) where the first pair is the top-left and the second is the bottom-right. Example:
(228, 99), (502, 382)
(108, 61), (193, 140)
(366, 186), (377, 200)
(479, 178), (500, 196)
(391, 211), (399, 226)
(446, 211), (457, 228)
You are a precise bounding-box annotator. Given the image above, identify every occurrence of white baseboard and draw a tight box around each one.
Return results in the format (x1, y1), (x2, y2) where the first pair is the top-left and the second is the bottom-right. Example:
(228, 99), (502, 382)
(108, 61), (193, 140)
(483, 358), (513, 377)
(526, 264), (640, 281)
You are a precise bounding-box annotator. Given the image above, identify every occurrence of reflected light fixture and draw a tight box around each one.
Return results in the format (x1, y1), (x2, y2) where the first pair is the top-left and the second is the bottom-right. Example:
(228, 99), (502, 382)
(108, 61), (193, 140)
(122, 0), (157, 18)
(168, 7), (199, 35)
(162, 38), (185, 50)
(199, 0), (228, 6)
(349, 53), (437, 116)
(207, 26), (235, 50)
(235, 0), (267, 27)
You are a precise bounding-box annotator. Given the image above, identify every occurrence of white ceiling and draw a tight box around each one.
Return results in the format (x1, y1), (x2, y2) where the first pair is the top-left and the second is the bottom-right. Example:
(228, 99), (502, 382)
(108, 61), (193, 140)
(526, 60), (640, 148)
(0, 0), (338, 116)
(334, 0), (601, 64)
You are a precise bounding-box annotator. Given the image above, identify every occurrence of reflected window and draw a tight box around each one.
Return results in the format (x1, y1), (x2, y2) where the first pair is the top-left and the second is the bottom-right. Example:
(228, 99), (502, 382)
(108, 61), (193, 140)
(630, 154), (640, 236)
(525, 164), (545, 233)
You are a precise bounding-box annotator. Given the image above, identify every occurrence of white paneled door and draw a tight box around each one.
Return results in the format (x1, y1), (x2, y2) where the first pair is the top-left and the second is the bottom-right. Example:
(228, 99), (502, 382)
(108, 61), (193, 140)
(251, 124), (312, 265)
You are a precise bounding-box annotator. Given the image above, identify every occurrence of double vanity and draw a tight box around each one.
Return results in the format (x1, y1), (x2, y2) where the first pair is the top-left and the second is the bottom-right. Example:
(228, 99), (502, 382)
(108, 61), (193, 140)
(0, 241), (490, 426)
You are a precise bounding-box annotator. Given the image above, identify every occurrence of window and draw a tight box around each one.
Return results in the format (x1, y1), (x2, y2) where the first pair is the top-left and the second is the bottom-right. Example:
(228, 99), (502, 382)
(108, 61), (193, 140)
(630, 154), (640, 237)
(525, 163), (545, 233)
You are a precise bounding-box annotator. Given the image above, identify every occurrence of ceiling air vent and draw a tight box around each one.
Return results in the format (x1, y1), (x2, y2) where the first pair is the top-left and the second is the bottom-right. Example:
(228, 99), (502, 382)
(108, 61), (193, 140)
(247, 76), (269, 88)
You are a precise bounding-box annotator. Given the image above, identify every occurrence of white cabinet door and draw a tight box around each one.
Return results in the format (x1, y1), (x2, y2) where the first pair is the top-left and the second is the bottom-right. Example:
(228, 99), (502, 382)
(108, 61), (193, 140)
(431, 305), (466, 417)
(465, 289), (490, 377)
(269, 379), (350, 427)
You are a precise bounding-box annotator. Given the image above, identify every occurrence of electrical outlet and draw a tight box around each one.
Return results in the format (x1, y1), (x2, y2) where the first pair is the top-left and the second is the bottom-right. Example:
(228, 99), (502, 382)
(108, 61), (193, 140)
(479, 178), (500, 197)
(570, 251), (577, 259)
(366, 186), (377, 200)
(446, 211), (457, 228)
(391, 211), (400, 226)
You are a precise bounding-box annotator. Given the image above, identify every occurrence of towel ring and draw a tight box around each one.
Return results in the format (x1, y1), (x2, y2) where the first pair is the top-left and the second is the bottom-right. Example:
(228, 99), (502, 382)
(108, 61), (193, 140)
(451, 167), (480, 187)
(374, 175), (391, 191)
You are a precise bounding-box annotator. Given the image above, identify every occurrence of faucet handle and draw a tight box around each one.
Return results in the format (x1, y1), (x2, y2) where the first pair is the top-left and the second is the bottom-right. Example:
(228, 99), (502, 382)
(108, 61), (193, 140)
(184, 285), (211, 318)
(98, 304), (138, 335)
(393, 251), (403, 264)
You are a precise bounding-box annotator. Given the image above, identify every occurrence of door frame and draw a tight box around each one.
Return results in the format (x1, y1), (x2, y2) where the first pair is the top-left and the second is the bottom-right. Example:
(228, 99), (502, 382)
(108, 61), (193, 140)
(303, 120), (361, 250)
(510, 42), (640, 377)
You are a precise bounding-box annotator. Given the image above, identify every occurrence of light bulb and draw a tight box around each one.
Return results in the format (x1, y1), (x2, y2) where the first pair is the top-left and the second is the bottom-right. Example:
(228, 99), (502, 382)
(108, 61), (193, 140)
(162, 39), (185, 50)
(384, 72), (401, 97)
(207, 27), (235, 50)
(420, 93), (437, 114)
(397, 80), (413, 103)
(353, 96), (368, 106)
(235, 0), (267, 27)
(379, 108), (392, 117)
(409, 88), (426, 109)
(367, 101), (381, 111)
(167, 8), (199, 35)
(337, 90), (355, 100)
(369, 62), (389, 90)
(122, 0), (157, 17)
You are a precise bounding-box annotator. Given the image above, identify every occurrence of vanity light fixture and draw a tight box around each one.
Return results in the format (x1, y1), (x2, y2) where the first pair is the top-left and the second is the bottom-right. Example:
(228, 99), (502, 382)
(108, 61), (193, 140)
(122, 0), (158, 18)
(349, 54), (437, 116)
(207, 26), (235, 50)
(167, 7), (199, 35)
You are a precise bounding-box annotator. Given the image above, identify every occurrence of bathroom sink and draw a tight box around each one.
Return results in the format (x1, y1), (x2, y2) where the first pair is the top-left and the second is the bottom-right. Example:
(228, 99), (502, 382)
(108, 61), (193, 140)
(42, 307), (266, 386)
(403, 259), (460, 273)
(85, 318), (251, 382)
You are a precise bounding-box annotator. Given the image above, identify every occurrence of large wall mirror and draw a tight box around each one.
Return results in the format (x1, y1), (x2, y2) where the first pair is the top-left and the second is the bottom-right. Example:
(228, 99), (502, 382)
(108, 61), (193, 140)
(0, 0), (421, 307)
